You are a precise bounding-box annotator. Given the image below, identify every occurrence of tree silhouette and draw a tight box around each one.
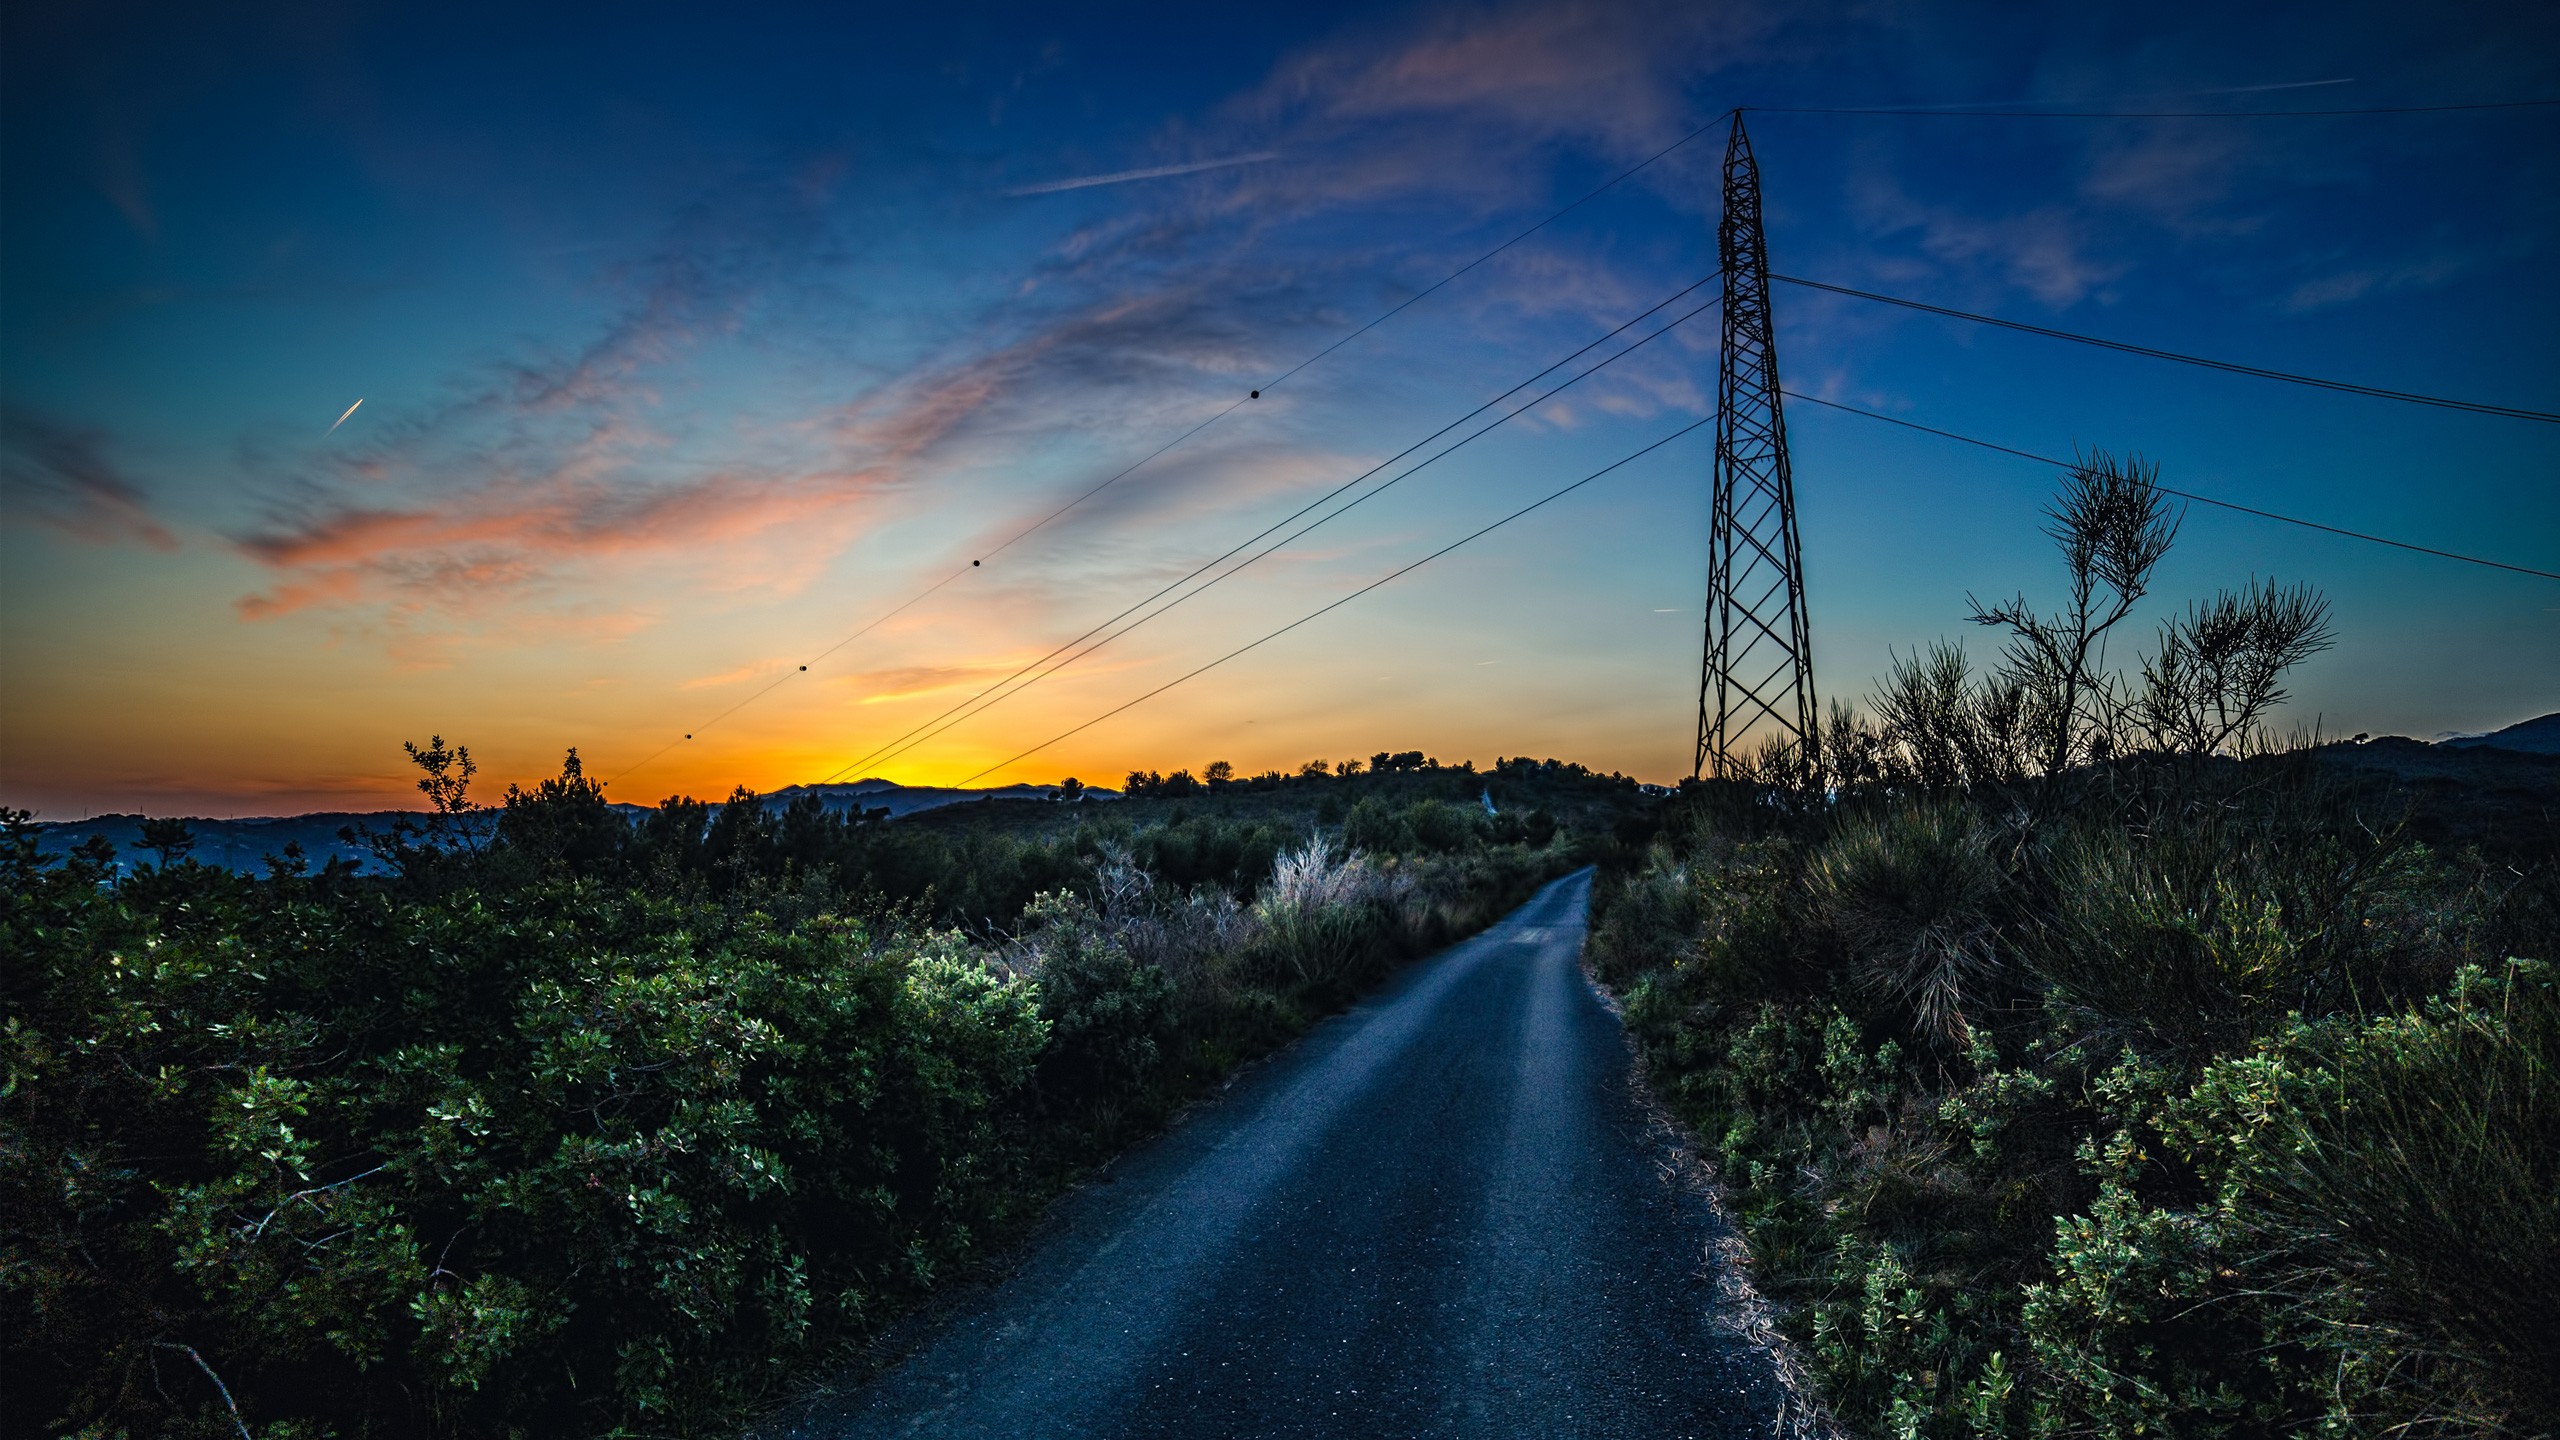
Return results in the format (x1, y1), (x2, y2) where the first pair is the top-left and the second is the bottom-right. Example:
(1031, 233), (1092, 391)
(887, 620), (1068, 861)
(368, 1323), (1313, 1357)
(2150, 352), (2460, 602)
(138, 816), (195, 867)
(499, 749), (621, 871)
(1964, 451), (2178, 778)
(402, 734), (483, 852)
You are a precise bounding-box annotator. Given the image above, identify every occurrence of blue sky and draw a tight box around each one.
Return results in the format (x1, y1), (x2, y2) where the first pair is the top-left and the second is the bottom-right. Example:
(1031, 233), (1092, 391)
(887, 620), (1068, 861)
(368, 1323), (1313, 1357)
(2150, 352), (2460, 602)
(4, 0), (2555, 816)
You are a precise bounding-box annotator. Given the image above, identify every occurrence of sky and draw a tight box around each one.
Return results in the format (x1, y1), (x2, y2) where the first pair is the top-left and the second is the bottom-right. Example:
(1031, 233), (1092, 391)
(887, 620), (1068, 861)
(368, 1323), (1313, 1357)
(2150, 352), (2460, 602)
(3, 0), (2555, 819)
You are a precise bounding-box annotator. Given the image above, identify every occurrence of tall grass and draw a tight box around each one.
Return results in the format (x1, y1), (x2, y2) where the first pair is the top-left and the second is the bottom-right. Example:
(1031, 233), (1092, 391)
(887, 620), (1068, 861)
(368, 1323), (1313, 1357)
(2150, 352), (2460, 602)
(1804, 802), (2009, 1043)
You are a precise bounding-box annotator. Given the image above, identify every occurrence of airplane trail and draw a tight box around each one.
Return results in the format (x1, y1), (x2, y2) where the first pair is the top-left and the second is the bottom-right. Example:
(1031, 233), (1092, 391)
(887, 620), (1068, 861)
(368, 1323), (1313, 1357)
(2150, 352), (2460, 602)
(1006, 152), (1280, 197)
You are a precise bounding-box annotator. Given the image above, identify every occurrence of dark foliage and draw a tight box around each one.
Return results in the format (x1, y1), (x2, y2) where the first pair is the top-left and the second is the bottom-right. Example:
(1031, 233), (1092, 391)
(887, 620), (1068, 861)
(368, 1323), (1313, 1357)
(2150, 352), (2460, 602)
(1590, 459), (2555, 1438)
(2, 745), (1598, 1437)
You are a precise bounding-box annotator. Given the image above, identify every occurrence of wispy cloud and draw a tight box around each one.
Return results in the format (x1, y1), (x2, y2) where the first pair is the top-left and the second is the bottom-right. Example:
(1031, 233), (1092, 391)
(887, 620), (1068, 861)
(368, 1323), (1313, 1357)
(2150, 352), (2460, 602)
(1, 407), (178, 550)
(225, 0), (1780, 645)
(1847, 173), (2124, 308)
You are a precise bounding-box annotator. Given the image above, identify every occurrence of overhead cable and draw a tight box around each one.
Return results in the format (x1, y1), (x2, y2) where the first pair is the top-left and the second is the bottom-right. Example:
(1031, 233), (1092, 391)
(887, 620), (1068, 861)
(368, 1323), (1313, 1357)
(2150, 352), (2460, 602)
(826, 280), (1725, 781)
(1773, 274), (2560, 424)
(956, 415), (1718, 786)
(1747, 98), (2560, 119)
(605, 570), (966, 787)
(1781, 389), (2560, 582)
(609, 111), (1735, 787)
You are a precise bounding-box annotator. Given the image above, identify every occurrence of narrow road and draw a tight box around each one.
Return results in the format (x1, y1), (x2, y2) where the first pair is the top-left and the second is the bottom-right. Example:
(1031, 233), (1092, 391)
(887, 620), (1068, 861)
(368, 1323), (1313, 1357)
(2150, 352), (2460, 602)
(776, 870), (1784, 1439)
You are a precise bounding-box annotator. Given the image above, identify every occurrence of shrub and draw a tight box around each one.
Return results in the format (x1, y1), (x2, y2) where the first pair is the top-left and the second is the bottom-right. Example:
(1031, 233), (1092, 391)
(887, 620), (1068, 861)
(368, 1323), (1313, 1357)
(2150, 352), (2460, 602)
(1250, 834), (1393, 991)
(1588, 761), (2559, 1440)
(1008, 892), (1174, 1107)
(2028, 801), (2457, 1059)
(1804, 803), (2009, 1041)
(1341, 796), (1413, 855)
(1, 856), (1049, 1434)
(2180, 961), (2560, 1434)
(5, 742), (1595, 1436)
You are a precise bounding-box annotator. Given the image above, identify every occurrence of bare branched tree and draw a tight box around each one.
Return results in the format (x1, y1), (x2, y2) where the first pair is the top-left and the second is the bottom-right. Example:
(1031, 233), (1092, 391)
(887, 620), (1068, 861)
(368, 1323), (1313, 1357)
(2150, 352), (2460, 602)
(1965, 451), (2181, 778)
(2132, 580), (2336, 756)
(1825, 450), (2337, 804)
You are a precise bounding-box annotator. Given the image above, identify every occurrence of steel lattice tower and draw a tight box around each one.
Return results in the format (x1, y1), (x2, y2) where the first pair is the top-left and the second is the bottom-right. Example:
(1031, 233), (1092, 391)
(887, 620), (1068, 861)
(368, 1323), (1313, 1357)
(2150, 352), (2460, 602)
(1695, 112), (1817, 780)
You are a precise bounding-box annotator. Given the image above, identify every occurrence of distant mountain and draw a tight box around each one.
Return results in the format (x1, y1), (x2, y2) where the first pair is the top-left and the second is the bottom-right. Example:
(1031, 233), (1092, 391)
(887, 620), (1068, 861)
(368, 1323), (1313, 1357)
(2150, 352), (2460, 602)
(24, 810), (482, 878)
(25, 778), (1118, 876)
(2437, 712), (2560, 757)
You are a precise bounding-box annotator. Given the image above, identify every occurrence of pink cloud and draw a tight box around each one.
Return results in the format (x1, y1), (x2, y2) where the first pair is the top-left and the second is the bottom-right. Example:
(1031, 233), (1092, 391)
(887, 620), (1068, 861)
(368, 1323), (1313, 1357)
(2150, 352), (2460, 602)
(232, 464), (897, 619)
(224, 1), (1781, 653)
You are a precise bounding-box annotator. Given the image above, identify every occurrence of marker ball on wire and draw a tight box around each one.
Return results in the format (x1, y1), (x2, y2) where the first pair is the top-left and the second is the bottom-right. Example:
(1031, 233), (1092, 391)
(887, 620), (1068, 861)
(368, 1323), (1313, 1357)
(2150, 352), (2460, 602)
(1250, 390), (1260, 399)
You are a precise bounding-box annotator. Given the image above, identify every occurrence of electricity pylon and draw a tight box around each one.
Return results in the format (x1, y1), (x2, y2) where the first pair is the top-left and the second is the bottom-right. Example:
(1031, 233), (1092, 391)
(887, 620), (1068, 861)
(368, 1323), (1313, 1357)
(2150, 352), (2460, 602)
(1695, 111), (1817, 780)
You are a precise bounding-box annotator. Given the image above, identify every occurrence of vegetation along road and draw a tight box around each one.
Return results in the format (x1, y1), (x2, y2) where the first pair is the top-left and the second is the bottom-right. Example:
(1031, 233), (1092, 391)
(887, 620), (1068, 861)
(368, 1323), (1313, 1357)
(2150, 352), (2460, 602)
(775, 869), (1786, 1438)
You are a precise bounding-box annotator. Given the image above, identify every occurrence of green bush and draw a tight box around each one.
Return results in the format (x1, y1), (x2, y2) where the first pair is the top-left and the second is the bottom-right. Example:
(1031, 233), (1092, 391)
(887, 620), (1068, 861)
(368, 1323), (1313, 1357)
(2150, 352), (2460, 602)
(1011, 892), (1175, 1107)
(1590, 762), (2560, 1440)
(5, 749), (1582, 1435)
(2, 838), (1049, 1434)
(2171, 961), (2560, 1434)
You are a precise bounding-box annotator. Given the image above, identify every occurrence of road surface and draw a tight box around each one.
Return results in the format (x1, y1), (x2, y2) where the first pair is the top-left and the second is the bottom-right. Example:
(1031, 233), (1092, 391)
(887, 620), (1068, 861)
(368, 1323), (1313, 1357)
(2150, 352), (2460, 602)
(774, 869), (1784, 1438)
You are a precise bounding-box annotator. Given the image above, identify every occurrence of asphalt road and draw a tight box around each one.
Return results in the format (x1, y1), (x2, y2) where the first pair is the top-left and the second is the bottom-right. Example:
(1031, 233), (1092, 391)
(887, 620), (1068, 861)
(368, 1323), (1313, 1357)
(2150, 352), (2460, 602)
(776, 869), (1784, 1439)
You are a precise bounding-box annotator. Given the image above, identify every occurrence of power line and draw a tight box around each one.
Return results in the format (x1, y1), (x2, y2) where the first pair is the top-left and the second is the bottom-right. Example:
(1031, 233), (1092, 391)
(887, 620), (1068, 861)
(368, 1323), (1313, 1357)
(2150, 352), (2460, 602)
(609, 111), (1737, 788)
(957, 414), (1719, 786)
(1747, 98), (2560, 119)
(1781, 389), (2560, 582)
(1255, 115), (1731, 392)
(1773, 274), (2560, 424)
(819, 272), (1719, 782)
(825, 280), (1725, 782)
(605, 569), (968, 787)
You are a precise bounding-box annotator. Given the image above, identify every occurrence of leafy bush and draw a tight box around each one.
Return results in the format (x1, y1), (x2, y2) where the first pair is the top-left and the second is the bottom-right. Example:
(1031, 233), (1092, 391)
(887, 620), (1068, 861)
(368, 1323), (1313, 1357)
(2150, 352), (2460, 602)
(2174, 961), (2560, 1434)
(3, 845), (1047, 1434)
(1008, 892), (1174, 1107)
(4, 749), (1579, 1436)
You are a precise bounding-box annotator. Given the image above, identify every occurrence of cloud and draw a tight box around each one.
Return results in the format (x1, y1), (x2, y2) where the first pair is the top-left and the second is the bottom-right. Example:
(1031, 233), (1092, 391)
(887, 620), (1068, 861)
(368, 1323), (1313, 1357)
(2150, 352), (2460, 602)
(225, 172), (879, 624)
(1, 407), (178, 549)
(232, 463), (897, 620)
(836, 656), (1053, 706)
(223, 0), (1781, 646)
(682, 657), (791, 691)
(2282, 251), (2473, 313)
(1847, 172), (2125, 308)
(1145, 0), (1775, 233)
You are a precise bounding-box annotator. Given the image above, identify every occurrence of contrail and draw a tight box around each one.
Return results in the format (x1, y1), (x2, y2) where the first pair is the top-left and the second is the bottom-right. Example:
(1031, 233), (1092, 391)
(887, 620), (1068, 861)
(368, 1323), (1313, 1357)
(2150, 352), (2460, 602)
(1844, 78), (2358, 113)
(326, 398), (364, 435)
(1006, 151), (1279, 197)
(2190, 78), (2355, 96)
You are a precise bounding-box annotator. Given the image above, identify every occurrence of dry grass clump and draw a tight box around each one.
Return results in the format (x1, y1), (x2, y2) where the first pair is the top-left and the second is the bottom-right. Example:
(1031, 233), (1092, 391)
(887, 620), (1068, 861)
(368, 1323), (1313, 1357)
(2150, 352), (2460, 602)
(1803, 803), (2009, 1042)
